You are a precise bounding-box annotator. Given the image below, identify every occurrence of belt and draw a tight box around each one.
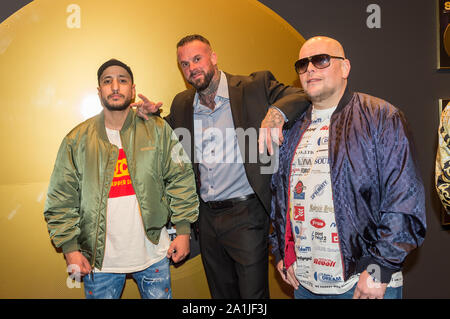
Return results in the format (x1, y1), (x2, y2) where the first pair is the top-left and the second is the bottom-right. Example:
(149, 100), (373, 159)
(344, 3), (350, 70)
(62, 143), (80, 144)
(204, 194), (256, 209)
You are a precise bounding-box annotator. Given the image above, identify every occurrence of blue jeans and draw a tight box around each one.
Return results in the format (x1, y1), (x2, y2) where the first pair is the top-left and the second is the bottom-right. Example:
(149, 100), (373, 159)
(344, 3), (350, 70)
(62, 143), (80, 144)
(83, 258), (172, 299)
(294, 283), (402, 299)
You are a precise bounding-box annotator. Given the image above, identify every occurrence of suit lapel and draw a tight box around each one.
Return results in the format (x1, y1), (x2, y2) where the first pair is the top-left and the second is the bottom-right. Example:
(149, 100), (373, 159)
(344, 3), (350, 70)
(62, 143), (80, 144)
(182, 90), (199, 179)
(226, 72), (246, 130)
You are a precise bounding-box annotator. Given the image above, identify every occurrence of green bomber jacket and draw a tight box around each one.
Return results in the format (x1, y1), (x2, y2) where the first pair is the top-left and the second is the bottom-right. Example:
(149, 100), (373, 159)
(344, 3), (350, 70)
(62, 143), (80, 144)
(44, 109), (199, 269)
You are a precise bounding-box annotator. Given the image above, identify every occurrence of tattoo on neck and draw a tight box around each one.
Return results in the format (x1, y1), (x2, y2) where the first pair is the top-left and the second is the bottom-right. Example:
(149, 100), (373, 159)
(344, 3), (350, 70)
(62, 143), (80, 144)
(199, 68), (220, 110)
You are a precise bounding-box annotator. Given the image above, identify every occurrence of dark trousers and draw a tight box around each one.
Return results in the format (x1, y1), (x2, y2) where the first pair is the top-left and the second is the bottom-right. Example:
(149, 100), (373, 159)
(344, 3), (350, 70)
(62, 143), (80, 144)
(199, 196), (270, 299)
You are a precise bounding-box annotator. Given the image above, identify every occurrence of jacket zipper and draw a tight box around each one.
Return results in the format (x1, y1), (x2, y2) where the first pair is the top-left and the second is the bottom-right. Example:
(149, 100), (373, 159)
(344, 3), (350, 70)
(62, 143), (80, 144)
(328, 114), (346, 281)
(92, 144), (117, 271)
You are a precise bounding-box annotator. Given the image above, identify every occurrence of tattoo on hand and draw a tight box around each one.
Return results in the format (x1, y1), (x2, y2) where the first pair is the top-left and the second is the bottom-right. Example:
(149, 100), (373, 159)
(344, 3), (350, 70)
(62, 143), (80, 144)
(265, 109), (284, 128)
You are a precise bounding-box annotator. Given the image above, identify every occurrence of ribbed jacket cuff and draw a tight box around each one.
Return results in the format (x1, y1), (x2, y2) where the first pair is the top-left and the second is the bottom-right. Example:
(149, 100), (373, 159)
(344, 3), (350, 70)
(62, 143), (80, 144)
(272, 250), (282, 265)
(356, 256), (397, 284)
(61, 238), (80, 254)
(175, 221), (191, 235)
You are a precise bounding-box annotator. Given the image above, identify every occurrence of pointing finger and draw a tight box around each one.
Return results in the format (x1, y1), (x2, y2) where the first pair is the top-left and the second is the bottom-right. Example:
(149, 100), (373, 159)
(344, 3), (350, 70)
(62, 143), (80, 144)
(137, 94), (150, 103)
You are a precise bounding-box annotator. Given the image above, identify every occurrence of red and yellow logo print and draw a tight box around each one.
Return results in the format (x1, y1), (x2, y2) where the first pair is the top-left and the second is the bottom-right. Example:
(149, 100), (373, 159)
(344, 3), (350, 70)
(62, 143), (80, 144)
(109, 149), (135, 198)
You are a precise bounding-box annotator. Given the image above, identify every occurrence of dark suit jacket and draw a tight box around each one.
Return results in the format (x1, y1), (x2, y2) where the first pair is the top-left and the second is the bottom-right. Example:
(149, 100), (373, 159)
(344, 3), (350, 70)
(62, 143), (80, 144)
(164, 70), (308, 214)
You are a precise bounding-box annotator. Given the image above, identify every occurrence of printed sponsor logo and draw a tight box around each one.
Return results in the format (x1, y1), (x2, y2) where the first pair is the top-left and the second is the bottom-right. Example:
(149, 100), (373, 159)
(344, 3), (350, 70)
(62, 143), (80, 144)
(311, 118), (322, 125)
(296, 157), (312, 167)
(296, 272), (310, 279)
(298, 246), (311, 253)
(310, 218), (325, 229)
(293, 206), (305, 221)
(310, 180), (328, 200)
(311, 231), (327, 243)
(294, 226), (307, 240)
(294, 191), (305, 199)
(298, 256), (312, 262)
(316, 246), (341, 253)
(309, 204), (334, 213)
(320, 125), (329, 131)
(295, 265), (311, 279)
(330, 222), (336, 228)
(314, 156), (330, 165)
(314, 272), (342, 283)
(298, 150), (314, 155)
(317, 136), (329, 146)
(332, 232), (339, 243)
(313, 258), (336, 268)
(294, 180), (306, 199)
(292, 167), (311, 175)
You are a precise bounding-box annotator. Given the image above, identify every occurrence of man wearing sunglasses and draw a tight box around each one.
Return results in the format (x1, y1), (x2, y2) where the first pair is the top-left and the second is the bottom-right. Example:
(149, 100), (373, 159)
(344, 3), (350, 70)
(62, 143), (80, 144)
(270, 36), (426, 299)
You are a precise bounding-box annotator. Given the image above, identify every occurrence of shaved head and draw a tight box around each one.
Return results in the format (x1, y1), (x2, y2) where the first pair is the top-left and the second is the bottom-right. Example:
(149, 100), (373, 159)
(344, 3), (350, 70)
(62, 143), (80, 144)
(297, 36), (351, 109)
(299, 36), (346, 60)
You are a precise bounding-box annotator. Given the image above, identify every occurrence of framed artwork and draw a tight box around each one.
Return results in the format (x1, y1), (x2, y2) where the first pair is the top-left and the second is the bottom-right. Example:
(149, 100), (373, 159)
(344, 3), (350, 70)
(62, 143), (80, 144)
(439, 99), (450, 225)
(437, 0), (450, 69)
(439, 98), (450, 117)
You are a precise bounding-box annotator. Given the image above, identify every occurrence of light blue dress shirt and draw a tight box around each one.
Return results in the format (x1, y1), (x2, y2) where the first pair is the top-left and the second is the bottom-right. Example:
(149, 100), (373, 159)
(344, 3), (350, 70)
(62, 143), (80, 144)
(193, 71), (254, 202)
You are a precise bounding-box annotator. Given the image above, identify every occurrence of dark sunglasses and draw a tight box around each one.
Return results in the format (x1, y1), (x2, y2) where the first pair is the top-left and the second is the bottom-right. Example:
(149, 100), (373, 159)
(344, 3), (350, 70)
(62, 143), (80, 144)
(294, 54), (345, 74)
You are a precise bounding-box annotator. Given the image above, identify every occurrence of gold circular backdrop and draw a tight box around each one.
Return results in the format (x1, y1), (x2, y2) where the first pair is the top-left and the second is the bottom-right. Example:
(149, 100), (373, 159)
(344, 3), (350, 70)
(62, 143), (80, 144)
(444, 24), (450, 57)
(0, 0), (304, 298)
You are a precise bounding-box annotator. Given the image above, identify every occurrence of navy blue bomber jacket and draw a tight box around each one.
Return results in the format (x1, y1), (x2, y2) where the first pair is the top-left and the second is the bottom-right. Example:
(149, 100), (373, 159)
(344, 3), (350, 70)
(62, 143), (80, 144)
(270, 88), (426, 284)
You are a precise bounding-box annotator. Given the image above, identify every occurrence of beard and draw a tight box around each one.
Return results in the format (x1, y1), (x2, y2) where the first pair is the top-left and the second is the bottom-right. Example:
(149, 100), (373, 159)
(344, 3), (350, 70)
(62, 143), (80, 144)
(305, 85), (337, 104)
(101, 95), (132, 112)
(188, 67), (215, 92)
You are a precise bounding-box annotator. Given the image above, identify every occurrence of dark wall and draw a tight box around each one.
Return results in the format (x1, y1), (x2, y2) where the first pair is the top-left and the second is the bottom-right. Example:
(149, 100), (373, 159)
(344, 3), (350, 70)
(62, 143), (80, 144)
(259, 0), (450, 298)
(1, 0), (449, 298)
(0, 0), (31, 23)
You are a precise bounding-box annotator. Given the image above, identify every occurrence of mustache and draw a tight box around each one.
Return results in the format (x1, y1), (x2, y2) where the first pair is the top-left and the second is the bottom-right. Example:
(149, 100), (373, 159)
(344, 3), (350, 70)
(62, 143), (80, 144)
(107, 93), (125, 99)
(189, 70), (203, 78)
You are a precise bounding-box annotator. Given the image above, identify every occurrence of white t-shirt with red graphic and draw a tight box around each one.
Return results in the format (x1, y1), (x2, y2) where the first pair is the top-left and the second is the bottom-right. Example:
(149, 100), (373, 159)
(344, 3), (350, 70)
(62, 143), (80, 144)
(289, 106), (402, 294)
(96, 128), (170, 273)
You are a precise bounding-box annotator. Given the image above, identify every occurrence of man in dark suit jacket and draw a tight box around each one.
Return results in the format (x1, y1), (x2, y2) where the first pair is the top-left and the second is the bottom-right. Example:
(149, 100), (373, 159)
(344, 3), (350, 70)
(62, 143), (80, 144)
(136, 34), (308, 298)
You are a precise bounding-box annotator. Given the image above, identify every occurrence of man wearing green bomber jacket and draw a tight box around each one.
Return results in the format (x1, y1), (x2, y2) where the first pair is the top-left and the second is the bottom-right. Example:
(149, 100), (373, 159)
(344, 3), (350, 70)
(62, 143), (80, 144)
(44, 59), (199, 299)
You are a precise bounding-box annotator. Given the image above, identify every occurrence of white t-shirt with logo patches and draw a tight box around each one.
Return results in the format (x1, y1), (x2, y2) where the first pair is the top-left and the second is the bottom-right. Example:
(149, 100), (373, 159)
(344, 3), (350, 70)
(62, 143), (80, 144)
(289, 106), (402, 294)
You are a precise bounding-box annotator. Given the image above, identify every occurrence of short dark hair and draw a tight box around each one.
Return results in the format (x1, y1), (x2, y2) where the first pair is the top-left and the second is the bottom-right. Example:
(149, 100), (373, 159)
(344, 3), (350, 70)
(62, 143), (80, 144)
(97, 59), (134, 84)
(176, 34), (211, 48)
